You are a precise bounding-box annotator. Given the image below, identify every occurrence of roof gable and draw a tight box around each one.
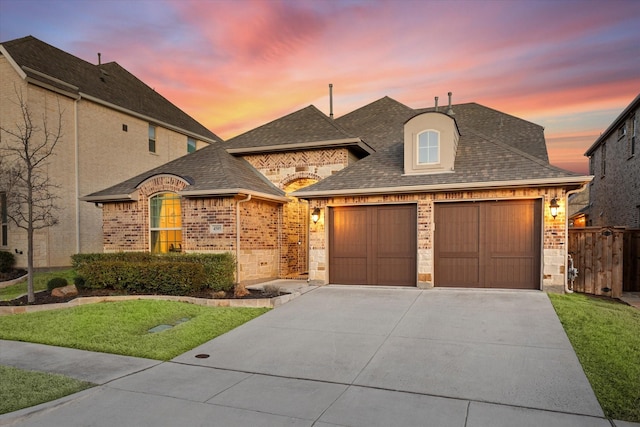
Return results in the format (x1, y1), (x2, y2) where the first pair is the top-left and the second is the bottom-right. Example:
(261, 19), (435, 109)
(335, 96), (416, 149)
(225, 105), (355, 149)
(83, 144), (286, 202)
(1, 36), (221, 142)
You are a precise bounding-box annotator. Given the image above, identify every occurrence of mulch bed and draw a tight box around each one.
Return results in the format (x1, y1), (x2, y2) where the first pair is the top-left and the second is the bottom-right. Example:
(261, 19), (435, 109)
(0, 288), (283, 306)
(0, 269), (27, 282)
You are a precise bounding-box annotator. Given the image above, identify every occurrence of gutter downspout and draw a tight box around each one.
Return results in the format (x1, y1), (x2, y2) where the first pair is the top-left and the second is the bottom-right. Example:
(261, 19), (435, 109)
(236, 194), (251, 285)
(74, 98), (80, 254)
(564, 182), (589, 293)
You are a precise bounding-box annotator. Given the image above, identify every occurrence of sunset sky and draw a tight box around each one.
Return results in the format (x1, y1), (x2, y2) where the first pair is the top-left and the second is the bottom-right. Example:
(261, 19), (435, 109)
(1, 0), (639, 174)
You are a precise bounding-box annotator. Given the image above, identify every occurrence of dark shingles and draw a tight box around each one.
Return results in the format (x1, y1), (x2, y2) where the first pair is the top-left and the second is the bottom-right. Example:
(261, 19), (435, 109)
(335, 96), (416, 149)
(85, 144), (285, 199)
(416, 103), (549, 162)
(1, 36), (221, 142)
(225, 105), (354, 148)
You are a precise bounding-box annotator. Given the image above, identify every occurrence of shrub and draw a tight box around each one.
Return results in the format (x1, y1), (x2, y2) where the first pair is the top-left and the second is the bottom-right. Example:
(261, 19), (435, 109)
(0, 251), (16, 273)
(73, 252), (236, 293)
(47, 277), (69, 291)
(73, 276), (86, 290)
(77, 260), (207, 296)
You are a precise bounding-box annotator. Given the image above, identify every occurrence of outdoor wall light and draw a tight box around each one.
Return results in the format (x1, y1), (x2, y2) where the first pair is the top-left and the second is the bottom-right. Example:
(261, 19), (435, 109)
(549, 197), (559, 219)
(311, 207), (321, 224)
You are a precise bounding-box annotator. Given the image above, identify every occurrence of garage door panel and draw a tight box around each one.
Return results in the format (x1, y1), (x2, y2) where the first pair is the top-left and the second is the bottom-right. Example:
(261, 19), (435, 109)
(330, 258), (367, 285)
(377, 206), (416, 258)
(435, 205), (479, 253)
(329, 205), (417, 286)
(376, 258), (417, 286)
(487, 258), (536, 289)
(435, 200), (541, 289)
(436, 258), (481, 287)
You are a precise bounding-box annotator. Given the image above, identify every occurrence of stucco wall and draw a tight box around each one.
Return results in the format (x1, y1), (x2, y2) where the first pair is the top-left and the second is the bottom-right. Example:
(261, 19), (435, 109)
(308, 187), (569, 292)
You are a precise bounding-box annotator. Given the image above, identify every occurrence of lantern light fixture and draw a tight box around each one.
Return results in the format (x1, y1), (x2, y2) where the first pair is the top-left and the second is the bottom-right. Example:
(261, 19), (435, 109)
(311, 207), (321, 224)
(549, 197), (559, 219)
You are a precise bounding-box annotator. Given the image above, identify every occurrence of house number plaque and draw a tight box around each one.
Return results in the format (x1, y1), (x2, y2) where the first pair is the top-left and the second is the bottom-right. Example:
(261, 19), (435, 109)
(209, 224), (223, 234)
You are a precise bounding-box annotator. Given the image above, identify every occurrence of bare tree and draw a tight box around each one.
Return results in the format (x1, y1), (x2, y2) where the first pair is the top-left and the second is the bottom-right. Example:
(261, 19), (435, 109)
(0, 88), (63, 302)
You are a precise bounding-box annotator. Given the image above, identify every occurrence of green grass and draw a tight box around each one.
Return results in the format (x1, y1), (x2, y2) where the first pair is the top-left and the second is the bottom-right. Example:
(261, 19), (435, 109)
(0, 268), (76, 301)
(0, 365), (94, 414)
(0, 300), (269, 360)
(549, 293), (640, 422)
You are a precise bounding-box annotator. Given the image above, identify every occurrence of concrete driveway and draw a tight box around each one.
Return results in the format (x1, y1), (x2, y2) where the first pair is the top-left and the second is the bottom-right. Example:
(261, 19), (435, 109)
(1, 287), (613, 426)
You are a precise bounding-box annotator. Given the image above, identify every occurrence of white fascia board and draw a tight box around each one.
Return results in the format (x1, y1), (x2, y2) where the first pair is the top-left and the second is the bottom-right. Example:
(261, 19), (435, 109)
(22, 66), (79, 91)
(294, 176), (594, 198)
(180, 188), (290, 203)
(79, 193), (138, 202)
(0, 46), (27, 79)
(79, 93), (219, 144)
(226, 138), (374, 155)
(25, 78), (80, 100)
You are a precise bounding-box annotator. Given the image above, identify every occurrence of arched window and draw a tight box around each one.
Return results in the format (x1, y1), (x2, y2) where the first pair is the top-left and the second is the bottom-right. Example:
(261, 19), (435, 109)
(149, 192), (182, 253)
(418, 130), (440, 164)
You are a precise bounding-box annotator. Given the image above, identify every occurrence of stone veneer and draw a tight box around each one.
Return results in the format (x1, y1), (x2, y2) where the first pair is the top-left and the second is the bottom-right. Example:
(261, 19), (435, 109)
(308, 187), (569, 292)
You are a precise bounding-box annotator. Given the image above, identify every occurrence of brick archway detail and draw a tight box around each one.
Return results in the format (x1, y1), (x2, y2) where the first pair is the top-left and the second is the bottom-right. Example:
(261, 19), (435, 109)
(281, 172), (322, 191)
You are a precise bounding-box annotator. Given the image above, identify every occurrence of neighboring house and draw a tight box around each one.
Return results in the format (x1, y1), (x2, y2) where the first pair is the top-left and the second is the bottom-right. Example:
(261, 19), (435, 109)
(0, 36), (221, 268)
(568, 186), (589, 228)
(85, 95), (592, 292)
(584, 92), (640, 228)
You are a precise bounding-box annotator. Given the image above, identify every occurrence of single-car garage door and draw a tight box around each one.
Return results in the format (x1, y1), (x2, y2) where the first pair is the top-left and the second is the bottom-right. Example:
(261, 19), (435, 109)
(434, 200), (542, 289)
(329, 204), (417, 286)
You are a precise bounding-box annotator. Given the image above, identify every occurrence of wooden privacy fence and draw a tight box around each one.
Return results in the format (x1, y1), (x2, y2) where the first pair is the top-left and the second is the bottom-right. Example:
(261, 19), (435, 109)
(568, 227), (640, 298)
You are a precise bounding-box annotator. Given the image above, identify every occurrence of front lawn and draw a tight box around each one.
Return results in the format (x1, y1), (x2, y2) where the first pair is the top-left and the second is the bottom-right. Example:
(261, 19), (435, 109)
(0, 269), (75, 301)
(549, 293), (640, 422)
(0, 365), (94, 414)
(0, 300), (269, 360)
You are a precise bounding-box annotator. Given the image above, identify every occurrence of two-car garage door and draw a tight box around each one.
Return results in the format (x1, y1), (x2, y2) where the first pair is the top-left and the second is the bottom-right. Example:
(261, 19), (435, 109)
(328, 200), (541, 289)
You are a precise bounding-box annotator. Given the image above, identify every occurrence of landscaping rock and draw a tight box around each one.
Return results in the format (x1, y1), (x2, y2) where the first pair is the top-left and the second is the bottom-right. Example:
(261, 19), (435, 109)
(51, 284), (78, 298)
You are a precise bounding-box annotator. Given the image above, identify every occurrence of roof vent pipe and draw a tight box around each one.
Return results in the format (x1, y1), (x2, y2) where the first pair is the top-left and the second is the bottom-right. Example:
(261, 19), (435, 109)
(97, 52), (101, 65)
(435, 96), (439, 112)
(447, 91), (455, 116)
(329, 83), (334, 119)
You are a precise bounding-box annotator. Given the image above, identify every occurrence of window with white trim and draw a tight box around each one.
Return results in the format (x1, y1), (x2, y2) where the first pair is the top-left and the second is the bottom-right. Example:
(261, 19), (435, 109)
(417, 130), (440, 164)
(187, 137), (196, 153)
(149, 192), (182, 253)
(148, 125), (156, 153)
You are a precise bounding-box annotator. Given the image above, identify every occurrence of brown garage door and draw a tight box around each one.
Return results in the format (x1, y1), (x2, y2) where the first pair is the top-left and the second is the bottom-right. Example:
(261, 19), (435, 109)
(329, 204), (417, 286)
(434, 200), (542, 289)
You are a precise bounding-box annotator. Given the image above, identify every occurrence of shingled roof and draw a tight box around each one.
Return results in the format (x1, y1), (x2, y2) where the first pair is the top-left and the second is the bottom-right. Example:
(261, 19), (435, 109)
(84, 95), (589, 201)
(1, 36), (220, 143)
(82, 144), (287, 202)
(224, 105), (374, 156)
(294, 97), (588, 197)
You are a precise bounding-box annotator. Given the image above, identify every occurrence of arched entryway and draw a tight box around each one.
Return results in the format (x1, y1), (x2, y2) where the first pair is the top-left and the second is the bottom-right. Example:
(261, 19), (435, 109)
(282, 178), (317, 278)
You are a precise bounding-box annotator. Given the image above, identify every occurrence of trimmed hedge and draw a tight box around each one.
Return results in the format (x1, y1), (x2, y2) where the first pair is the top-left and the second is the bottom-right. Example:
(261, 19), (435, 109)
(71, 252), (236, 294)
(0, 251), (16, 273)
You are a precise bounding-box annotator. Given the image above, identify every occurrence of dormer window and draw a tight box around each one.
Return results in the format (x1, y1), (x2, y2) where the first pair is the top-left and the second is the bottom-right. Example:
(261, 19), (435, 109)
(404, 112), (459, 175)
(418, 130), (440, 164)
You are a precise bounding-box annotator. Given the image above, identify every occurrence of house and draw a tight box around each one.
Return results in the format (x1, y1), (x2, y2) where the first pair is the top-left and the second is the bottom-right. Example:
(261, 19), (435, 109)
(584, 92), (640, 228)
(84, 94), (592, 292)
(0, 36), (222, 268)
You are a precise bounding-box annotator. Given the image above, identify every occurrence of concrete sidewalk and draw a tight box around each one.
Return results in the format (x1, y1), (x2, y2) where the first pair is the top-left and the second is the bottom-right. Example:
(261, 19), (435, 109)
(1, 287), (637, 426)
